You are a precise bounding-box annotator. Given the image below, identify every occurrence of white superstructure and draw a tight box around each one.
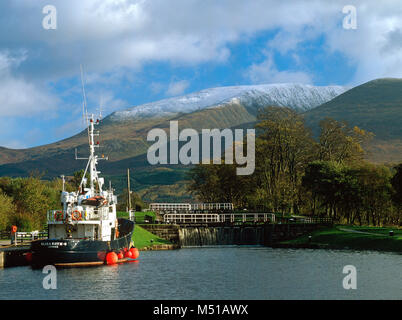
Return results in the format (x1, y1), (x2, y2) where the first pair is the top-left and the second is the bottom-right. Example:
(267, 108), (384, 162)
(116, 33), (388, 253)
(47, 114), (118, 241)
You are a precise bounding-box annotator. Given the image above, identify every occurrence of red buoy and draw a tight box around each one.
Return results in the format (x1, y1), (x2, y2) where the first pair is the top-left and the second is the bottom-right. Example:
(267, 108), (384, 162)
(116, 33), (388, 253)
(106, 252), (118, 265)
(130, 247), (139, 260)
(25, 252), (32, 263)
(124, 250), (132, 258)
(117, 252), (124, 259)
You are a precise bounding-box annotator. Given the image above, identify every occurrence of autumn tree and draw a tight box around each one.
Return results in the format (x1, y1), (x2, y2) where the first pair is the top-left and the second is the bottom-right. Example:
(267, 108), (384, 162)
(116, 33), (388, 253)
(254, 106), (316, 213)
(187, 161), (252, 207)
(0, 192), (15, 231)
(318, 118), (373, 164)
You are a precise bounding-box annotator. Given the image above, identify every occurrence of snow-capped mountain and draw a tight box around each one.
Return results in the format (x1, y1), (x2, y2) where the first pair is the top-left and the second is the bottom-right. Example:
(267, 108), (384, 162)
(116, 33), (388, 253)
(110, 83), (348, 121)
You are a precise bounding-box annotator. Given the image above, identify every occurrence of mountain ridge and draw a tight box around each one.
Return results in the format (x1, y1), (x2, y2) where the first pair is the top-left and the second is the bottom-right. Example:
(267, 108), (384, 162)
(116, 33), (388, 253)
(109, 83), (347, 121)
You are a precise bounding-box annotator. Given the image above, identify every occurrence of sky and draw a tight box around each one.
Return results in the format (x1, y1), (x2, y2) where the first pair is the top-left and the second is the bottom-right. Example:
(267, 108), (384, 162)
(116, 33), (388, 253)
(1, 0), (402, 149)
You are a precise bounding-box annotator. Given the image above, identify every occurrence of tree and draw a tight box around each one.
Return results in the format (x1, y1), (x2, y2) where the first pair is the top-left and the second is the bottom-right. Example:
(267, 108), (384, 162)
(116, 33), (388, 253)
(318, 118), (373, 164)
(187, 161), (252, 207)
(355, 163), (394, 226)
(9, 175), (60, 230)
(72, 169), (90, 189)
(303, 160), (395, 225)
(254, 106), (316, 213)
(117, 189), (145, 212)
(391, 164), (402, 225)
(302, 161), (346, 219)
(0, 192), (15, 231)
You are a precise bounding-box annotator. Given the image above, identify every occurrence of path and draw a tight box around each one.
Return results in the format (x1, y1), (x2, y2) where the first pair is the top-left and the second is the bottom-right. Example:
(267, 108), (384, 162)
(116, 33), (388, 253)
(337, 227), (390, 237)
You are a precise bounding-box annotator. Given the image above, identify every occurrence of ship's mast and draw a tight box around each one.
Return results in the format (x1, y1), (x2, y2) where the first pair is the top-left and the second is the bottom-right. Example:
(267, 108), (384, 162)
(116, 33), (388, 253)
(89, 115), (95, 193)
(77, 65), (107, 196)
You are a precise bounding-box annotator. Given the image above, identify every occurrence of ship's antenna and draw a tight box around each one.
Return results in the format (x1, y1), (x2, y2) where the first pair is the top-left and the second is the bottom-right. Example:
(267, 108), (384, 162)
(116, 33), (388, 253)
(80, 65), (90, 144)
(76, 65), (109, 196)
(99, 95), (103, 121)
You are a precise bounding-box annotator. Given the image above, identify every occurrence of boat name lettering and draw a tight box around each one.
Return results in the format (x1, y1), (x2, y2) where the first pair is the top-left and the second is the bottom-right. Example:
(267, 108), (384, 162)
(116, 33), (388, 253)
(41, 242), (68, 246)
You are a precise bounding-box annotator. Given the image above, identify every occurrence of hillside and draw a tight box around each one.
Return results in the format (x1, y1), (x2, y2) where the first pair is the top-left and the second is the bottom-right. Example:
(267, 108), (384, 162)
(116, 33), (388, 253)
(304, 78), (402, 163)
(0, 83), (345, 201)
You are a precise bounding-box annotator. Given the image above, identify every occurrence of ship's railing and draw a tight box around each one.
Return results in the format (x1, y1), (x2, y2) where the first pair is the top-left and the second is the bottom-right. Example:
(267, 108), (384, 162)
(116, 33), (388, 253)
(47, 209), (111, 222)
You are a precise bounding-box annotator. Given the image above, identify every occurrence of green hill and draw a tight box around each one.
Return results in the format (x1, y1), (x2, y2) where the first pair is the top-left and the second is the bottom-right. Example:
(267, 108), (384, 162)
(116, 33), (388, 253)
(304, 78), (402, 163)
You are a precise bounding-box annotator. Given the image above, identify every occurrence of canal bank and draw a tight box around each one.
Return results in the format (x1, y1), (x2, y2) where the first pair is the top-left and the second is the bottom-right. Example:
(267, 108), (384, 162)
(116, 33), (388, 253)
(278, 225), (402, 252)
(140, 223), (402, 253)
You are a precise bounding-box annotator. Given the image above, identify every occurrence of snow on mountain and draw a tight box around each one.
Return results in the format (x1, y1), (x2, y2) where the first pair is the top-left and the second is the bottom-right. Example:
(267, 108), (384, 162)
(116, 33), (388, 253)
(110, 83), (348, 121)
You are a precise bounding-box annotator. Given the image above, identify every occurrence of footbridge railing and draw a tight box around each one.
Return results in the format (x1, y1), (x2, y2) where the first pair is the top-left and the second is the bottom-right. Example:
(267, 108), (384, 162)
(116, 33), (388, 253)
(163, 213), (276, 224)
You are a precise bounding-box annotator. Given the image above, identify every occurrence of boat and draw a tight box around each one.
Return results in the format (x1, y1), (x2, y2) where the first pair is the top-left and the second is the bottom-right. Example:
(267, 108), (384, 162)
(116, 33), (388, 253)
(30, 111), (136, 268)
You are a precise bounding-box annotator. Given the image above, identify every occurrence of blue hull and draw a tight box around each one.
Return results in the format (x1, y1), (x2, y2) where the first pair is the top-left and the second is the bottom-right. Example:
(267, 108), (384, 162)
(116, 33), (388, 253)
(30, 218), (134, 268)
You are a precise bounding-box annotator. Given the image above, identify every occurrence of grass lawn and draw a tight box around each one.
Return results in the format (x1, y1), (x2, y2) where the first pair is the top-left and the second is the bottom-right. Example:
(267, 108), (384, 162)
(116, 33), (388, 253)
(132, 225), (171, 249)
(340, 225), (402, 236)
(117, 211), (157, 224)
(281, 225), (402, 252)
(116, 211), (171, 249)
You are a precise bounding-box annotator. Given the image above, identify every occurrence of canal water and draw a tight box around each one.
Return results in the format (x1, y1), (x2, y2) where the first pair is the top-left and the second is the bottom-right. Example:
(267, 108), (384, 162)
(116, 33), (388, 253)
(0, 247), (400, 300)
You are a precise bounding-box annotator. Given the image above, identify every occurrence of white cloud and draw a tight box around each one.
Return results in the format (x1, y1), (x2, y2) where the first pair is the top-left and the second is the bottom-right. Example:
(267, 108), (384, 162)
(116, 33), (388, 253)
(0, 0), (340, 81)
(165, 80), (190, 97)
(2, 0), (402, 85)
(0, 51), (60, 117)
(149, 82), (164, 95)
(245, 54), (312, 84)
(318, 0), (402, 84)
(86, 89), (129, 114)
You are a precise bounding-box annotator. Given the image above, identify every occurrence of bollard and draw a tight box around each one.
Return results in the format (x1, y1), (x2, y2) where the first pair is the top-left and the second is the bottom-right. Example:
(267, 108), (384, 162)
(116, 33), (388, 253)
(389, 230), (394, 236)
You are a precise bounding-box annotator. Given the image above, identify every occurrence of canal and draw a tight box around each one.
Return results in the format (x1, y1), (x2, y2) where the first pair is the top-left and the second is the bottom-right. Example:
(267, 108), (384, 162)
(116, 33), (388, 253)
(0, 247), (400, 300)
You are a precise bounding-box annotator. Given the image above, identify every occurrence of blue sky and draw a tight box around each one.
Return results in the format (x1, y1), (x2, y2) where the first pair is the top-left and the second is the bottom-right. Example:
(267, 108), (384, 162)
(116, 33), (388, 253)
(1, 0), (402, 148)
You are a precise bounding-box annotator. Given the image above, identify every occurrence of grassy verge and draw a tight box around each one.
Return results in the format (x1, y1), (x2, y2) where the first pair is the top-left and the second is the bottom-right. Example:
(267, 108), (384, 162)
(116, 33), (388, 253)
(280, 225), (402, 252)
(117, 211), (157, 224)
(132, 225), (172, 249)
(339, 225), (402, 236)
(118, 212), (172, 249)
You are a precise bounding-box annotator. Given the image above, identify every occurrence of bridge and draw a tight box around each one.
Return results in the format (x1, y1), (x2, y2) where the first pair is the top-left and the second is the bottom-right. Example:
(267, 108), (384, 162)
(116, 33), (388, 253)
(163, 213), (277, 224)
